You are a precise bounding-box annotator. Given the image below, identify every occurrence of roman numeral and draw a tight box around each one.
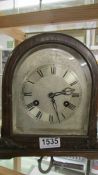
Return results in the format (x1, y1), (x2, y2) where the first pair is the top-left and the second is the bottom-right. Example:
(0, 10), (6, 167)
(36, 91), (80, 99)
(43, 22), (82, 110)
(49, 114), (53, 123)
(72, 93), (79, 97)
(63, 70), (68, 77)
(70, 81), (78, 86)
(24, 92), (32, 96)
(68, 103), (76, 110)
(36, 111), (42, 119)
(26, 102), (34, 111)
(37, 70), (43, 77)
(51, 66), (56, 74)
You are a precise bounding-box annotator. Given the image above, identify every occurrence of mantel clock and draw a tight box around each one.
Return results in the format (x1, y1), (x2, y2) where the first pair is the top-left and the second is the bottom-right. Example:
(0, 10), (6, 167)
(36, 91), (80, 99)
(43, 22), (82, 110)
(1, 33), (98, 157)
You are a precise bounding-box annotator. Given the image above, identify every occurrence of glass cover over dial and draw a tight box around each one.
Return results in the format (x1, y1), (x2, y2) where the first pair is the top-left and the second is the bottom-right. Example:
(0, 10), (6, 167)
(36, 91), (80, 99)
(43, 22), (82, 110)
(12, 44), (92, 135)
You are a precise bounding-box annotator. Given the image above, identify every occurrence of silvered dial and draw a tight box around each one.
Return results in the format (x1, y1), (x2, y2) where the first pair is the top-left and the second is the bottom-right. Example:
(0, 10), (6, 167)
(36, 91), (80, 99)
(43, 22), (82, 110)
(22, 64), (82, 124)
(12, 44), (92, 135)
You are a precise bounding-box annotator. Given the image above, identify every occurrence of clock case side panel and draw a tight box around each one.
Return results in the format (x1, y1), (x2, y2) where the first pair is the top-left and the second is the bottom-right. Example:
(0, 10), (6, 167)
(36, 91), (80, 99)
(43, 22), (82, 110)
(1, 33), (98, 154)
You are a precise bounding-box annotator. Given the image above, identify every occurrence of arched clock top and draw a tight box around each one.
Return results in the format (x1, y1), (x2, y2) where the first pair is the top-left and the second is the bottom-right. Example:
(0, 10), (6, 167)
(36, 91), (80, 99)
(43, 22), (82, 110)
(1, 33), (98, 158)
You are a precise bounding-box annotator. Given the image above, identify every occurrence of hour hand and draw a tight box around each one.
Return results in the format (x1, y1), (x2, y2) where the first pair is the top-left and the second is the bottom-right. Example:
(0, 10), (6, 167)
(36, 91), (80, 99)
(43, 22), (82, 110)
(48, 87), (75, 98)
(61, 87), (75, 95)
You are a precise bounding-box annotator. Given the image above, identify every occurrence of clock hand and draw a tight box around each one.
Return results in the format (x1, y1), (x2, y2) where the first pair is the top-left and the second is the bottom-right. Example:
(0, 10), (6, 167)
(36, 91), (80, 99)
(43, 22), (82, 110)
(48, 87), (75, 98)
(62, 87), (75, 95)
(51, 98), (60, 123)
(27, 80), (35, 84)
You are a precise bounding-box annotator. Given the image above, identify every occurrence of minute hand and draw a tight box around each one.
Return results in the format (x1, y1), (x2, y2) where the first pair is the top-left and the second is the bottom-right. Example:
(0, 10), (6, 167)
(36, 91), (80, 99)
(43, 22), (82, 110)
(51, 98), (60, 123)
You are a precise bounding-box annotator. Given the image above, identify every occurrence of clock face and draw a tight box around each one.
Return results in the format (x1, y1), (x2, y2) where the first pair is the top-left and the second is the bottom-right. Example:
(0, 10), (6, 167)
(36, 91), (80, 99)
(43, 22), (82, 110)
(12, 44), (92, 135)
(22, 65), (82, 124)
